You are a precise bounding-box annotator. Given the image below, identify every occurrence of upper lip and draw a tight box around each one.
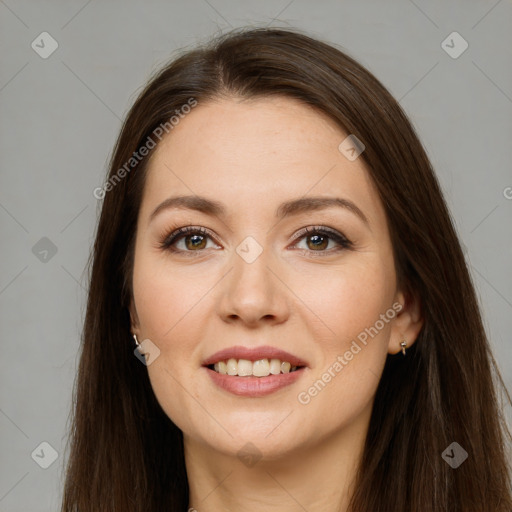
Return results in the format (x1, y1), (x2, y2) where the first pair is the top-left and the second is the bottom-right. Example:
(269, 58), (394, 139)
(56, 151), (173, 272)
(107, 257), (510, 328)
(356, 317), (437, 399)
(202, 345), (309, 368)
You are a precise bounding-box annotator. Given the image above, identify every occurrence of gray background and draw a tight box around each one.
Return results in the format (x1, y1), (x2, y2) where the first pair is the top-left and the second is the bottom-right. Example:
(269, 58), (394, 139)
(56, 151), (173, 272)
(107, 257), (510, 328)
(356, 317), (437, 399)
(1, 1), (511, 510)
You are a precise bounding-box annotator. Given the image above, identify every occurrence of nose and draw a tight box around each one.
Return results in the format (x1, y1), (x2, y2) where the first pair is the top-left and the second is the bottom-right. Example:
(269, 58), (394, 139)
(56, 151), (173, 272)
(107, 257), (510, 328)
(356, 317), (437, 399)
(216, 244), (291, 327)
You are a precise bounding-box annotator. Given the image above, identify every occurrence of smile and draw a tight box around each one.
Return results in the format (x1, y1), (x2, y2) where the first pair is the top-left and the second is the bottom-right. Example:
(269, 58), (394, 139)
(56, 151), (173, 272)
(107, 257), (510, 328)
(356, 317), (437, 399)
(202, 345), (309, 397)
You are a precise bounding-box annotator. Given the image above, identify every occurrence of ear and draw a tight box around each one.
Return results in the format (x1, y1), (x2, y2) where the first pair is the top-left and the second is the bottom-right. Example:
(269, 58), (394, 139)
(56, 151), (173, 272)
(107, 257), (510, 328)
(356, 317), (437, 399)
(128, 297), (140, 337)
(388, 286), (424, 355)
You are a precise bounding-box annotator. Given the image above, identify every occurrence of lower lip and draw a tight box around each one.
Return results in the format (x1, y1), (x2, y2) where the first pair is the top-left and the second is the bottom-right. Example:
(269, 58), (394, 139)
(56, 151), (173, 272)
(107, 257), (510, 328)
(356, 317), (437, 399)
(204, 366), (306, 397)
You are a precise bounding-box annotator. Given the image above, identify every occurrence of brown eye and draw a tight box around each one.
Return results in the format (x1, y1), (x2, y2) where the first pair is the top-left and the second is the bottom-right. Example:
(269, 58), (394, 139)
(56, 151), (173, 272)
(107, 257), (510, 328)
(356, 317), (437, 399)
(183, 233), (207, 250)
(293, 226), (352, 254)
(160, 226), (219, 253)
(305, 233), (329, 251)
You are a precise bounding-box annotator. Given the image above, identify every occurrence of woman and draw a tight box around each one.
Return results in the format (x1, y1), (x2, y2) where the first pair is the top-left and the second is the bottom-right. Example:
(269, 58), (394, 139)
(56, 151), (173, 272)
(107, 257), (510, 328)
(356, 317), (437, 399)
(61, 27), (512, 511)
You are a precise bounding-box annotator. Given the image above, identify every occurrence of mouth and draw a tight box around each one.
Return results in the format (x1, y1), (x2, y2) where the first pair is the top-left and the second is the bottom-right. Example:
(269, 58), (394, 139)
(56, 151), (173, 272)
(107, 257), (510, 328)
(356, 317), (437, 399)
(202, 345), (308, 397)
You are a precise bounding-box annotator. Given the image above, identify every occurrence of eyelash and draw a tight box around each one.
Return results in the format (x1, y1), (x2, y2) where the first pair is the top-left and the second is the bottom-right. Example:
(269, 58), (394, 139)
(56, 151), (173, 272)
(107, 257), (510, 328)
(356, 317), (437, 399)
(158, 225), (353, 257)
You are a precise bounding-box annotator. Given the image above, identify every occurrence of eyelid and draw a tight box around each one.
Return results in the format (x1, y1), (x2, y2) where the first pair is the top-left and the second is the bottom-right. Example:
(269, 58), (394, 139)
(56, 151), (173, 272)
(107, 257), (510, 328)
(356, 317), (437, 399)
(291, 225), (351, 244)
(288, 225), (353, 255)
(159, 225), (219, 250)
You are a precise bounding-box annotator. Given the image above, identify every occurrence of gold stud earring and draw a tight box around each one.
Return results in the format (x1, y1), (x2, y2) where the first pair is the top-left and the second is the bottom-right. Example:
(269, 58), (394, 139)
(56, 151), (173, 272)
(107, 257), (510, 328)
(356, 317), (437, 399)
(400, 339), (407, 356)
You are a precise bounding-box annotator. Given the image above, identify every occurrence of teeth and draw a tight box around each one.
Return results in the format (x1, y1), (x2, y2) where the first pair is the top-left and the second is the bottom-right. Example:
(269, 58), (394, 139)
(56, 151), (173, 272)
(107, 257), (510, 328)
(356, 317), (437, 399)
(269, 358), (281, 375)
(211, 358), (300, 377)
(214, 361), (227, 374)
(253, 359), (270, 377)
(226, 358), (237, 376)
(237, 359), (253, 376)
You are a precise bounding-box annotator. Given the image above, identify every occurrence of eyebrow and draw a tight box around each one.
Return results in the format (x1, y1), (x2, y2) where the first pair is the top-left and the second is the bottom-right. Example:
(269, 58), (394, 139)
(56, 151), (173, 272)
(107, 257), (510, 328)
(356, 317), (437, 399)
(149, 194), (370, 227)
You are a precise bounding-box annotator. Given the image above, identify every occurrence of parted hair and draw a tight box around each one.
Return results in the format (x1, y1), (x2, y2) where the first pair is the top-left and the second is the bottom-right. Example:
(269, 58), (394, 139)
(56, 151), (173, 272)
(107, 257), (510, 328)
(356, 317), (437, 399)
(61, 27), (512, 511)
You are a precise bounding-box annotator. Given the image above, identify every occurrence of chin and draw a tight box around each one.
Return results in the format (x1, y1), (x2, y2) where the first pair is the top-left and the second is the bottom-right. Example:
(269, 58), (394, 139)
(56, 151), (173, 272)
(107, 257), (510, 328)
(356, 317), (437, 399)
(189, 418), (307, 462)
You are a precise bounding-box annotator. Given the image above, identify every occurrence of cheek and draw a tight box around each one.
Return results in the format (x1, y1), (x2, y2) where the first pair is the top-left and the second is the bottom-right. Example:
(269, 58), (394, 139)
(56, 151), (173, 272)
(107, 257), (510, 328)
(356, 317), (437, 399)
(132, 253), (210, 344)
(132, 255), (211, 431)
(292, 259), (393, 422)
(293, 256), (393, 349)
(297, 254), (394, 410)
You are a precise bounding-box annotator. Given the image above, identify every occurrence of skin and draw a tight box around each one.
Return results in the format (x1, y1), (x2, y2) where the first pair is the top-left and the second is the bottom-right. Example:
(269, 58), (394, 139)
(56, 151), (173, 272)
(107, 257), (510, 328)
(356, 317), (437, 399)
(129, 96), (423, 511)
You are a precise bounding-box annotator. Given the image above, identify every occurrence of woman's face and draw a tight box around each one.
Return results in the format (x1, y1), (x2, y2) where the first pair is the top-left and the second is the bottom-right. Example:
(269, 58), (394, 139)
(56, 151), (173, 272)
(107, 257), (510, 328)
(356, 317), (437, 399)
(130, 96), (416, 459)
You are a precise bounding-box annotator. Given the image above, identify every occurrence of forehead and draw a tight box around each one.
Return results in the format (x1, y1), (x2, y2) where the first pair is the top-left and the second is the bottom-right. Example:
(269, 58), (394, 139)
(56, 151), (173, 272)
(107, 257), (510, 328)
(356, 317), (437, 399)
(140, 96), (384, 227)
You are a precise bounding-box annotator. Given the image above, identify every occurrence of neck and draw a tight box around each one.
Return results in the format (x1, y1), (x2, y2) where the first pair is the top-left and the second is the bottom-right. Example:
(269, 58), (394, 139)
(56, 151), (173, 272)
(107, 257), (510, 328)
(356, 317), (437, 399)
(184, 405), (371, 512)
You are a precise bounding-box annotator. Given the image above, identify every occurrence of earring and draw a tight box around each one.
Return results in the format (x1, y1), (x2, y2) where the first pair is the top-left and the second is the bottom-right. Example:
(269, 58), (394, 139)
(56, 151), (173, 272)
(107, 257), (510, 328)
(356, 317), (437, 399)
(400, 339), (407, 356)
(133, 333), (140, 347)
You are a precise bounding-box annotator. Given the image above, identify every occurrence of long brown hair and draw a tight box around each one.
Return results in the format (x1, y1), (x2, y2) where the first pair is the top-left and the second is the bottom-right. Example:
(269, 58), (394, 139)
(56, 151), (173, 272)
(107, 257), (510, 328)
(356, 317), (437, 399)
(60, 27), (512, 511)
